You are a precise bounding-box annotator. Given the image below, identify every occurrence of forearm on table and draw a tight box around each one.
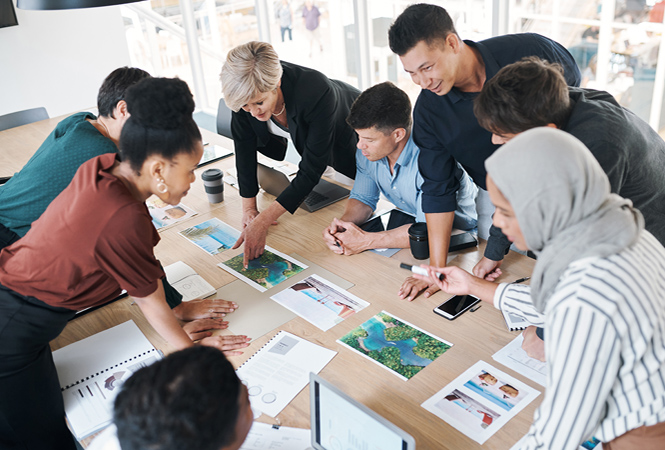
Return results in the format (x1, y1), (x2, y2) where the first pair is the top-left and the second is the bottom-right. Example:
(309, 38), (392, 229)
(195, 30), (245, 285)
(366, 224), (411, 250)
(426, 211), (455, 267)
(340, 199), (374, 225)
(133, 284), (194, 350)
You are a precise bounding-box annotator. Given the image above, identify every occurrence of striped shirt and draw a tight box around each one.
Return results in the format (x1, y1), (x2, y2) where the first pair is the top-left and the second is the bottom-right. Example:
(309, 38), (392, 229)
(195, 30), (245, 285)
(493, 231), (665, 449)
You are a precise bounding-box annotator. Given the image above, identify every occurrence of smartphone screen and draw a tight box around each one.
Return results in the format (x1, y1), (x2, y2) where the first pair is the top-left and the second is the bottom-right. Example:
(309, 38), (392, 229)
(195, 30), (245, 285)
(433, 295), (480, 320)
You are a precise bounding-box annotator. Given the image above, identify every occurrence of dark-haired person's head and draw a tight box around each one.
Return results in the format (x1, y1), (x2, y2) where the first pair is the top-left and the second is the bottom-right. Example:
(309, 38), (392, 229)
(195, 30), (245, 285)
(388, 3), (457, 56)
(97, 67), (151, 119)
(388, 4), (464, 96)
(474, 57), (572, 145)
(346, 82), (412, 162)
(119, 77), (203, 206)
(114, 346), (253, 450)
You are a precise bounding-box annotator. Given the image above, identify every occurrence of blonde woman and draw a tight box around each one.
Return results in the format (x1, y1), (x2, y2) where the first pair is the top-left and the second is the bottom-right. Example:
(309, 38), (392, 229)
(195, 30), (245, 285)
(220, 41), (360, 267)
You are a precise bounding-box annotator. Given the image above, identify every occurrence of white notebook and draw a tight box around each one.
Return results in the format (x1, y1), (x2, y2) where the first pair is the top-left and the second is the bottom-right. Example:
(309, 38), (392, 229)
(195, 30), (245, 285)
(53, 321), (162, 439)
(236, 330), (336, 418)
(164, 260), (216, 301)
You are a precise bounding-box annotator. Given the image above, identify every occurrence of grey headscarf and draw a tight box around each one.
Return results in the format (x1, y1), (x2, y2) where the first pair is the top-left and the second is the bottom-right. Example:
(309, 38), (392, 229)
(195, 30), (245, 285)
(485, 127), (643, 313)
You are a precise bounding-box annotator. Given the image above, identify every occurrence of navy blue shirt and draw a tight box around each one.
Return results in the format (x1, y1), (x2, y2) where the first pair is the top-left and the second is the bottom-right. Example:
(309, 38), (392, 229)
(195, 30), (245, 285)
(413, 33), (581, 214)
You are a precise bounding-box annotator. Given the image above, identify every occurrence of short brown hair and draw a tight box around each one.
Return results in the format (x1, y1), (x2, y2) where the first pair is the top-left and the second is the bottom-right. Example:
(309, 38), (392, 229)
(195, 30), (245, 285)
(474, 57), (572, 135)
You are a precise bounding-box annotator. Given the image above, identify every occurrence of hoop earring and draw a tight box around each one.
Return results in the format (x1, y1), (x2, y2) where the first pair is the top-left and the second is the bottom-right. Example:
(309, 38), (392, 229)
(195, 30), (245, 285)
(157, 178), (168, 194)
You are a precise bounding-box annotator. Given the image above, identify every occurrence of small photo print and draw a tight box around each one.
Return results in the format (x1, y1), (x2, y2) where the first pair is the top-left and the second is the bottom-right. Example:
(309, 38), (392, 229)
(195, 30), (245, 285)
(179, 218), (240, 255)
(464, 370), (529, 411)
(434, 389), (501, 430)
(219, 248), (308, 292)
(146, 195), (197, 230)
(421, 361), (540, 445)
(270, 274), (369, 331)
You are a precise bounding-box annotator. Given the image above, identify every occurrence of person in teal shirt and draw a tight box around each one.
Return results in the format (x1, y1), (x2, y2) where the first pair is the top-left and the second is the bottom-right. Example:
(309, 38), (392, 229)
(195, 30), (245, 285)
(0, 67), (147, 245)
(0, 67), (238, 329)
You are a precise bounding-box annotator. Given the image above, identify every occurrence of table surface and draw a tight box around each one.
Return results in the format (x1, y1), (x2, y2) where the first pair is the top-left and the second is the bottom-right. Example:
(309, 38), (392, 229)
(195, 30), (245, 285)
(1, 115), (539, 449)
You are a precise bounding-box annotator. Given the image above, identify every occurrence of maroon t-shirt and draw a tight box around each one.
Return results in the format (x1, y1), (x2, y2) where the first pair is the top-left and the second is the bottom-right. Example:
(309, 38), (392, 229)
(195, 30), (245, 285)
(0, 153), (164, 310)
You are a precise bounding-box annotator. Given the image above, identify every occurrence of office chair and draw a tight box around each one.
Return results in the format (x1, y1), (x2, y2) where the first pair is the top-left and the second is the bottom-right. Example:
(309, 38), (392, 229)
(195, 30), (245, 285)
(216, 98), (234, 140)
(0, 107), (49, 185)
(0, 107), (49, 132)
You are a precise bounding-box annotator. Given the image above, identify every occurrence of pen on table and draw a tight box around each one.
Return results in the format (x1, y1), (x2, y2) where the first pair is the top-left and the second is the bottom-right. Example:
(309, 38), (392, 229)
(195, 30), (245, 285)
(511, 276), (530, 284)
(399, 263), (444, 281)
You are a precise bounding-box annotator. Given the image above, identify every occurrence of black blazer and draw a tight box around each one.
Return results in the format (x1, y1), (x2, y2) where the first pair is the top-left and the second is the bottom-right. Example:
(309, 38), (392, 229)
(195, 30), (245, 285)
(231, 61), (360, 213)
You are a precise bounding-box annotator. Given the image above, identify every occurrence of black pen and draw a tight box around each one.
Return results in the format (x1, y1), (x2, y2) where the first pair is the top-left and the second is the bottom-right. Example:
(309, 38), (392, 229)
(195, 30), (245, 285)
(511, 276), (530, 284)
(399, 263), (444, 281)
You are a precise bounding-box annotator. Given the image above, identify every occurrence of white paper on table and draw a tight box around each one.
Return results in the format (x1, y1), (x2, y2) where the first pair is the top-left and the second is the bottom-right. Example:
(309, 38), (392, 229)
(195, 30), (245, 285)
(236, 331), (336, 417)
(164, 261), (216, 301)
(240, 422), (311, 450)
(493, 334), (547, 387)
(421, 360), (540, 445)
(270, 274), (369, 331)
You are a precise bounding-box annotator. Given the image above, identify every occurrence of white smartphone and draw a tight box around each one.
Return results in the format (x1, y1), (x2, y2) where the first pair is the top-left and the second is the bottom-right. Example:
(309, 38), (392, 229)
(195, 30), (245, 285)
(433, 294), (480, 320)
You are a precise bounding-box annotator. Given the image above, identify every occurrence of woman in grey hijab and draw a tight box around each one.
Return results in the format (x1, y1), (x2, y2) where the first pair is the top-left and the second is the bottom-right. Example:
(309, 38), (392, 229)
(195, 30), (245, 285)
(416, 127), (665, 450)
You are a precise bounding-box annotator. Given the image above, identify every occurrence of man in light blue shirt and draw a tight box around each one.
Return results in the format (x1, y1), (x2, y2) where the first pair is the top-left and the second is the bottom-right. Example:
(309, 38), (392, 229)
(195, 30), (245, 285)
(323, 82), (476, 257)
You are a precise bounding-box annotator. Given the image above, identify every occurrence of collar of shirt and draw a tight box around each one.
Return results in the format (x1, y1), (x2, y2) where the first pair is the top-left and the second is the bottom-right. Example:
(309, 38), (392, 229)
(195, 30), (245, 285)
(447, 39), (501, 104)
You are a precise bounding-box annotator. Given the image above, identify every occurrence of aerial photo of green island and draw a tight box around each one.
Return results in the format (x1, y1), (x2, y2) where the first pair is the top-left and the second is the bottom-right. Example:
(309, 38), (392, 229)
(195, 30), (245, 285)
(223, 250), (305, 290)
(338, 311), (452, 380)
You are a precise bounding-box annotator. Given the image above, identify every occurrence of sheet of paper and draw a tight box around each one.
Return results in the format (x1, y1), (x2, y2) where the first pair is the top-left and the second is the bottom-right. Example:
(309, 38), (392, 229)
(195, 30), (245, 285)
(270, 274), (369, 331)
(493, 334), (547, 387)
(219, 247), (308, 292)
(179, 218), (240, 255)
(421, 361), (541, 445)
(240, 422), (311, 450)
(337, 311), (453, 381)
(236, 331), (336, 417)
(146, 195), (197, 230)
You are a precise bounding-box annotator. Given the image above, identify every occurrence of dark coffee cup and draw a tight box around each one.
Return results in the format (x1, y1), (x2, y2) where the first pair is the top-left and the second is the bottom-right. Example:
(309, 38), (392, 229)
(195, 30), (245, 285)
(408, 223), (429, 260)
(201, 168), (224, 203)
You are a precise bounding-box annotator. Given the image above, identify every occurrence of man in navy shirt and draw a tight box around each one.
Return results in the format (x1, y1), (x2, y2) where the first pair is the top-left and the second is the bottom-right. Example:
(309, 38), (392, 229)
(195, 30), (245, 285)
(388, 3), (580, 300)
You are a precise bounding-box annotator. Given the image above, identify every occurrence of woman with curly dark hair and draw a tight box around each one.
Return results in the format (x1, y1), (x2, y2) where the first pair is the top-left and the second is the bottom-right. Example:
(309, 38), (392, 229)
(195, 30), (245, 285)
(0, 77), (248, 450)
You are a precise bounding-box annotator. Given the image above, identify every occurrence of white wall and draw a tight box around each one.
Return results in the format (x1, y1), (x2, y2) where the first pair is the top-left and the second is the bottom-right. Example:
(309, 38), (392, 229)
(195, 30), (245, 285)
(0, 2), (131, 118)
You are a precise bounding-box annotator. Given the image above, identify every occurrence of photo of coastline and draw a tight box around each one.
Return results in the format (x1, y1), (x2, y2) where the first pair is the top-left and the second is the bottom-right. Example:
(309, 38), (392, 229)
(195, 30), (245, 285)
(219, 248), (307, 292)
(270, 275), (369, 331)
(146, 195), (197, 230)
(337, 311), (452, 380)
(179, 218), (240, 255)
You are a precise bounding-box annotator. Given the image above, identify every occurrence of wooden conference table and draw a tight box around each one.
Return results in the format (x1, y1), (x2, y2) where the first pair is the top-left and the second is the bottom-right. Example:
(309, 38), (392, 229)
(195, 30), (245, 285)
(1, 115), (539, 449)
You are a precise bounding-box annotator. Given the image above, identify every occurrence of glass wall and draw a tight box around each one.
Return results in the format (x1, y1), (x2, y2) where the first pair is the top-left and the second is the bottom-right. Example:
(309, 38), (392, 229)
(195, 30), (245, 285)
(118, 0), (665, 133)
(509, 0), (665, 131)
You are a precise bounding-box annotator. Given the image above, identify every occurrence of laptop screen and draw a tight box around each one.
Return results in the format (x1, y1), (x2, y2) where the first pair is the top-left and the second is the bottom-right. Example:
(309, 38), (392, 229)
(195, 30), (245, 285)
(310, 374), (416, 450)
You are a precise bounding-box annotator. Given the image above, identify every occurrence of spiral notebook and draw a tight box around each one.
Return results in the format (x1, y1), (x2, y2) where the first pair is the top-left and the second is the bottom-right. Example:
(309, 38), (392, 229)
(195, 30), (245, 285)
(236, 330), (336, 418)
(502, 309), (531, 331)
(52, 320), (162, 439)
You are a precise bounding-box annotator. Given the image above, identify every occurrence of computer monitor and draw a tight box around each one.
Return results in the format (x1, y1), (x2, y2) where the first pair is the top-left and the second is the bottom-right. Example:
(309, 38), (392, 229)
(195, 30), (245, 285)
(310, 373), (416, 450)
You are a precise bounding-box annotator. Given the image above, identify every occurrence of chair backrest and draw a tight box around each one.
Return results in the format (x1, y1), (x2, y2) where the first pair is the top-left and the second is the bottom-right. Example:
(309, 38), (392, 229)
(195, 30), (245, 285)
(0, 107), (49, 132)
(216, 99), (234, 140)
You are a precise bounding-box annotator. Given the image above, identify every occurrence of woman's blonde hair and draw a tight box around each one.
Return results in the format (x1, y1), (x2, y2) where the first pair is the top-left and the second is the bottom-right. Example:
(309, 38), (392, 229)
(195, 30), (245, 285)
(220, 41), (283, 112)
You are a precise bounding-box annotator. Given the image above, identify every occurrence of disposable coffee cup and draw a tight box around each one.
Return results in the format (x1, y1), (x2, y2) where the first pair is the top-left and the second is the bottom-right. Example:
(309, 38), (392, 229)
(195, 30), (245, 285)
(201, 168), (224, 203)
(408, 222), (429, 260)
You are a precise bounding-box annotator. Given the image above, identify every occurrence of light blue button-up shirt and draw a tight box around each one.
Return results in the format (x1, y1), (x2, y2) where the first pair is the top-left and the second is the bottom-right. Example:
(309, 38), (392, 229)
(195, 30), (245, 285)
(349, 135), (425, 223)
